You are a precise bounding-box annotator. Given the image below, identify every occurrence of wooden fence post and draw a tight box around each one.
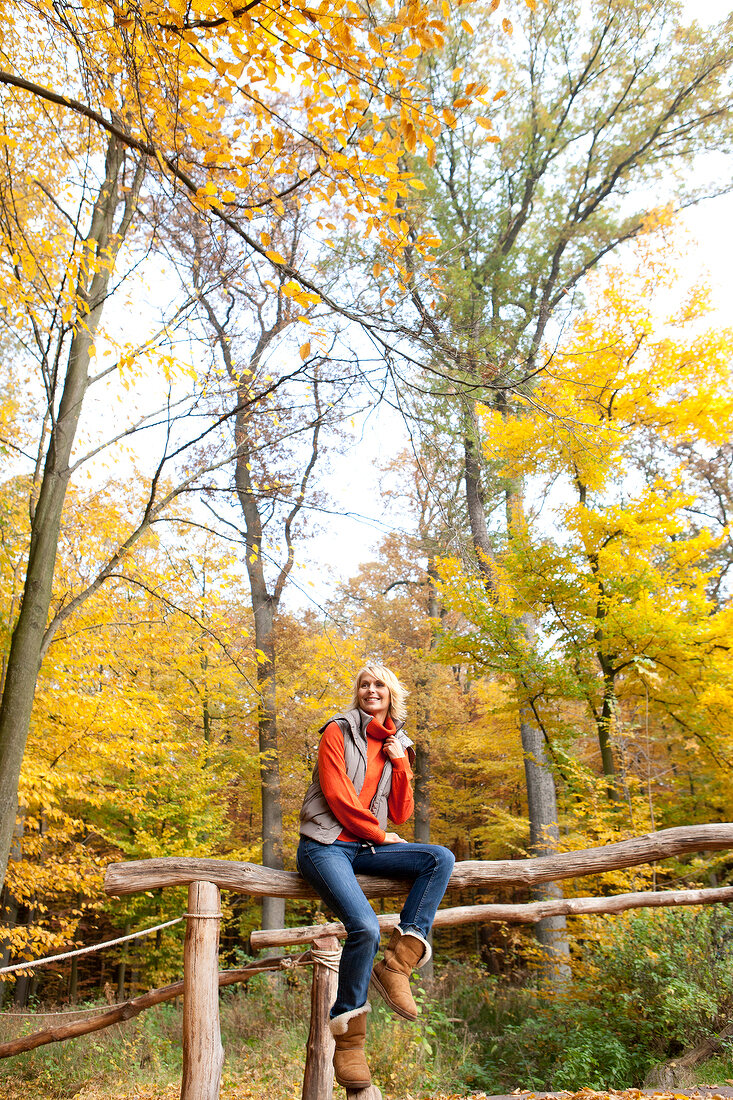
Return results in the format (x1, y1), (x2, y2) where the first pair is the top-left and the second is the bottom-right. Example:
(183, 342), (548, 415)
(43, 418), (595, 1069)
(181, 881), (224, 1100)
(302, 933), (340, 1100)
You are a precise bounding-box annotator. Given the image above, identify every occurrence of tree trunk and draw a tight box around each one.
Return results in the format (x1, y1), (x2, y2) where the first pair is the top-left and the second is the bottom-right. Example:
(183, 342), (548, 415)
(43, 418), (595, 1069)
(413, 559), (439, 846)
(414, 744), (431, 844)
(117, 921), (131, 1001)
(413, 559), (441, 979)
(11, 903), (35, 1007)
(462, 415), (570, 980)
(463, 431), (495, 586)
(596, 666), (619, 796)
(0, 135), (135, 887)
(517, 672), (571, 980)
(69, 957), (78, 1005)
(254, 607), (285, 933)
(235, 437), (285, 933)
(198, 279), (323, 937)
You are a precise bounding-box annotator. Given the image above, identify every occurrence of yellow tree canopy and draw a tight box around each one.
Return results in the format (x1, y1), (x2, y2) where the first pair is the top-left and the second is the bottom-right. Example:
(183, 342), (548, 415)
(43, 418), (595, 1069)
(0, 0), (526, 306)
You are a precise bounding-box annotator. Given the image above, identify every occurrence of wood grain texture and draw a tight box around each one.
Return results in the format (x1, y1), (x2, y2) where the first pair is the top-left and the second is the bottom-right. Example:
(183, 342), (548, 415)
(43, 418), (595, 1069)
(301, 934), (339, 1100)
(0, 959), (297, 1060)
(181, 882), (224, 1100)
(250, 884), (733, 949)
(104, 824), (733, 898)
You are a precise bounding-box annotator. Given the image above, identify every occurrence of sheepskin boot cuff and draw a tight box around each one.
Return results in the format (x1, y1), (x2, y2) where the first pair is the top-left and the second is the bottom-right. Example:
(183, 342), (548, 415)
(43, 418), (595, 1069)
(329, 1002), (371, 1035)
(400, 927), (433, 968)
(370, 926), (428, 1022)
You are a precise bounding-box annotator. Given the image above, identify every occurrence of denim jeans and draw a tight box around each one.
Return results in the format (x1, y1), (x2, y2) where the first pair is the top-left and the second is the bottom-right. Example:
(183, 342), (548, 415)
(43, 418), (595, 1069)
(296, 837), (455, 1018)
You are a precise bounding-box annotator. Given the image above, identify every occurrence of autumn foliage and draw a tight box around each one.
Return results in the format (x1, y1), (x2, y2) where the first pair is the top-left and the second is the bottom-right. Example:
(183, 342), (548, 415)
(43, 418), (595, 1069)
(0, 0), (733, 1095)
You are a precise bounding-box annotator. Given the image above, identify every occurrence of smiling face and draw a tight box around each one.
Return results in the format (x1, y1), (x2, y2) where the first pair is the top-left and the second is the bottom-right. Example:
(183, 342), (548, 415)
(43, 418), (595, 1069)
(357, 673), (391, 724)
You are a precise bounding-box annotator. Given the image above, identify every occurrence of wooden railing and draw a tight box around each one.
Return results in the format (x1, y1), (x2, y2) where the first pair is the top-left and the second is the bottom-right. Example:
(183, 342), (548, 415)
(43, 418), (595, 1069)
(4, 824), (733, 1100)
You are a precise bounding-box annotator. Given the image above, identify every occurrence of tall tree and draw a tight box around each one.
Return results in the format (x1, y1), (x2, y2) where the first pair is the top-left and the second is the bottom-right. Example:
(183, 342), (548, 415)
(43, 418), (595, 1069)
(436, 232), (733, 831)
(0, 132), (145, 889)
(182, 211), (356, 929)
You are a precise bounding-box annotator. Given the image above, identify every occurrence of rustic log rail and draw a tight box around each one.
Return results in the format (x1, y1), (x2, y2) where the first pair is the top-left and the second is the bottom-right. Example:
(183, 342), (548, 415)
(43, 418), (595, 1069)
(249, 883), (733, 950)
(103, 823), (733, 898)
(2, 824), (732, 1100)
(0, 954), (312, 1059)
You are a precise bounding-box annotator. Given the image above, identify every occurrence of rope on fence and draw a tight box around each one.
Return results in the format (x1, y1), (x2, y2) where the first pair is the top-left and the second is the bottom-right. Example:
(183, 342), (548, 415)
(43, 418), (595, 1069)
(0, 948), (328, 1060)
(0, 1001), (129, 1017)
(309, 943), (342, 974)
(0, 916), (184, 976)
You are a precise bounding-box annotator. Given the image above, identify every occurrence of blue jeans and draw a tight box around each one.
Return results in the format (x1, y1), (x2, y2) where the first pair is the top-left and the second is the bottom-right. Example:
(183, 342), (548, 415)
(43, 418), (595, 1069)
(296, 837), (455, 1017)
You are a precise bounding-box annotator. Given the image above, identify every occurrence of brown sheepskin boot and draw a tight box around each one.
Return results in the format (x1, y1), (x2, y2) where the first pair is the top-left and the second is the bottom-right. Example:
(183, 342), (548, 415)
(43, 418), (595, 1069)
(329, 1003), (371, 1089)
(370, 927), (431, 1021)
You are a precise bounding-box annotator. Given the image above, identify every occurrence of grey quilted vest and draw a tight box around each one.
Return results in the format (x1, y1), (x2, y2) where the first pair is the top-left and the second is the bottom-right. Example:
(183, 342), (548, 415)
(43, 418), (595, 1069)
(299, 707), (414, 843)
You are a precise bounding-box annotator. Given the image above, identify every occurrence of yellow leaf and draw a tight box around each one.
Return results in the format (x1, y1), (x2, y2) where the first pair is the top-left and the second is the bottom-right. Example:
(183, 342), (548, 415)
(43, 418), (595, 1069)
(461, 19), (473, 33)
(409, 178), (426, 189)
(404, 43), (422, 58)
(265, 250), (286, 264)
(502, 17), (513, 33)
(300, 342), (311, 360)
(452, 67), (463, 82)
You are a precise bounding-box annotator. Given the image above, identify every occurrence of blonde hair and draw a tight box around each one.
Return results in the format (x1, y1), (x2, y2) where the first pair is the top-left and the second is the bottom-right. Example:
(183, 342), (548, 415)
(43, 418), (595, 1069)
(351, 663), (408, 723)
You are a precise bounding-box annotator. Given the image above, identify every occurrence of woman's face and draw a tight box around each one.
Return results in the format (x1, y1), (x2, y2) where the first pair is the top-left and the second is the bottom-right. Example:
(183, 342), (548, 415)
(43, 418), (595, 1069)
(357, 674), (391, 723)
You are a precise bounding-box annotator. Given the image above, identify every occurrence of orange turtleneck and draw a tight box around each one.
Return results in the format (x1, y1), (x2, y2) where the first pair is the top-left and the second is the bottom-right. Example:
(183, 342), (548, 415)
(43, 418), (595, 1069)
(317, 715), (414, 844)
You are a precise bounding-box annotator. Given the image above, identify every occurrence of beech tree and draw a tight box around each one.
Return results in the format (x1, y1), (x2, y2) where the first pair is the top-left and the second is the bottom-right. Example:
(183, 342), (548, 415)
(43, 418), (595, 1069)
(172, 210), (362, 929)
(436, 232), (733, 829)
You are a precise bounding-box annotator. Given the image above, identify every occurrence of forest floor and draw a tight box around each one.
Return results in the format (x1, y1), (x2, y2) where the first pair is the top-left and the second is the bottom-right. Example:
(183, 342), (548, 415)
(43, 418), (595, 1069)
(2, 970), (732, 1100)
(3, 1087), (733, 1100)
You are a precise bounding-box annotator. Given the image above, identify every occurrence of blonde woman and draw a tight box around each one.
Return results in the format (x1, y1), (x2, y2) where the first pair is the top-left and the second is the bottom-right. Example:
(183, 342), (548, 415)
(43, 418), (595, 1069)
(297, 664), (455, 1090)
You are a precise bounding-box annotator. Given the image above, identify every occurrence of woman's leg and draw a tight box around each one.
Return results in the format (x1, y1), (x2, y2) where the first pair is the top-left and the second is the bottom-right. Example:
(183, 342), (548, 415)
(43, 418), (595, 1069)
(353, 842), (455, 940)
(296, 838), (382, 1017)
(355, 842), (455, 1021)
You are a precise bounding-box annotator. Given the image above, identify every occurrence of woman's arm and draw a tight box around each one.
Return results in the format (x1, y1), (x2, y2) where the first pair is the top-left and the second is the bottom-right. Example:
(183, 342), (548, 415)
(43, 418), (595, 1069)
(386, 747), (414, 825)
(318, 722), (386, 844)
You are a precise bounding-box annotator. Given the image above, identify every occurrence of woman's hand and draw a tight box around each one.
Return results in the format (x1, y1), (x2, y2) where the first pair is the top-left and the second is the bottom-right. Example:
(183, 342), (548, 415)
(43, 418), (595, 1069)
(383, 735), (405, 760)
(383, 832), (407, 843)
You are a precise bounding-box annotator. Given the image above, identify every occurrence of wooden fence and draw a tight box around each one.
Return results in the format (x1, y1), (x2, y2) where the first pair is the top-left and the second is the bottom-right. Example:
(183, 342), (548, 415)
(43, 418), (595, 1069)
(3, 824), (733, 1100)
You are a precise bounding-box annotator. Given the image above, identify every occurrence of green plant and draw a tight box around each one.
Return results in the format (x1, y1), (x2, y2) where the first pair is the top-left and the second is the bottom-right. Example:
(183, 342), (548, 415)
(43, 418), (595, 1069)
(577, 906), (733, 1051)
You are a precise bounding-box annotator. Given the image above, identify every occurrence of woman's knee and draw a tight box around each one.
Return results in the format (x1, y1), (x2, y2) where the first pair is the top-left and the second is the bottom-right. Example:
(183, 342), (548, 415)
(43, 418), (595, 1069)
(432, 844), (455, 874)
(346, 912), (381, 953)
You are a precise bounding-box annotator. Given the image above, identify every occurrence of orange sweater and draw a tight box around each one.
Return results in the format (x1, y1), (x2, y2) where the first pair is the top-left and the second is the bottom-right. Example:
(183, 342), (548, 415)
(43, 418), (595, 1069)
(317, 716), (414, 844)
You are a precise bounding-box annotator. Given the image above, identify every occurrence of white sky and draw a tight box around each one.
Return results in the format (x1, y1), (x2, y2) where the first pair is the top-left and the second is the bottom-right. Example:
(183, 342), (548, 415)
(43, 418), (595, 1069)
(295, 190), (733, 613)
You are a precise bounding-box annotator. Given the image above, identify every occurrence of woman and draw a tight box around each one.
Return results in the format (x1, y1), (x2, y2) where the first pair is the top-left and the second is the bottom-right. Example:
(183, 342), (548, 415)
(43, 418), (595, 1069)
(297, 663), (455, 1090)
